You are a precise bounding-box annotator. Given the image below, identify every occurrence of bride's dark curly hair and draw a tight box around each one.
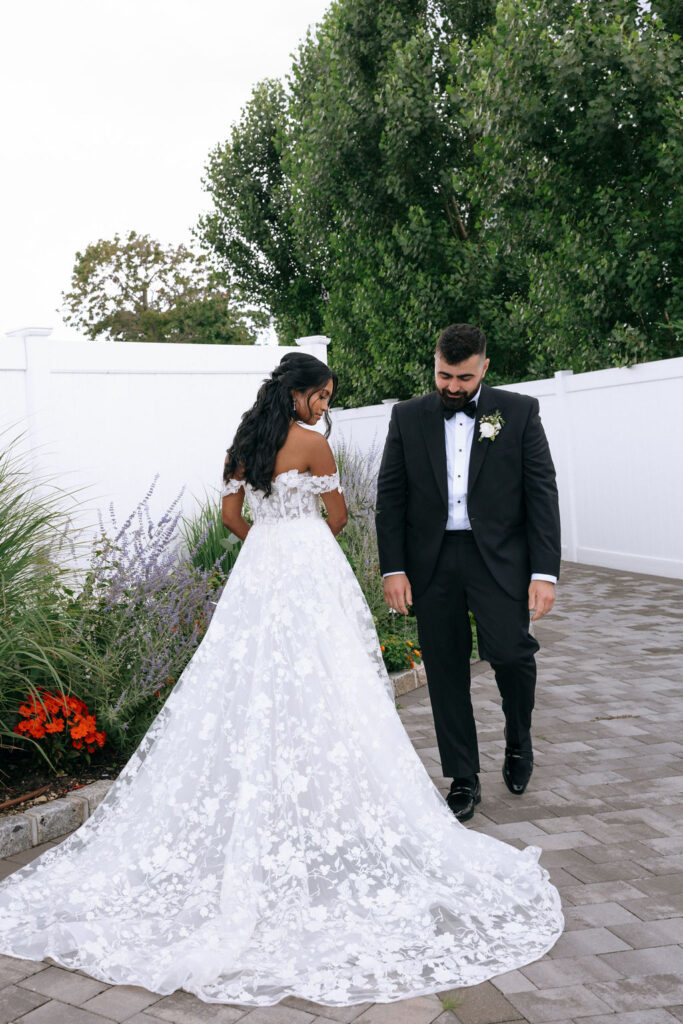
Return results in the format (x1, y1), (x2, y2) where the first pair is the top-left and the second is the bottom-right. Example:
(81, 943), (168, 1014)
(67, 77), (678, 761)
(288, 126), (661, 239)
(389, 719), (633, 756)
(223, 351), (338, 496)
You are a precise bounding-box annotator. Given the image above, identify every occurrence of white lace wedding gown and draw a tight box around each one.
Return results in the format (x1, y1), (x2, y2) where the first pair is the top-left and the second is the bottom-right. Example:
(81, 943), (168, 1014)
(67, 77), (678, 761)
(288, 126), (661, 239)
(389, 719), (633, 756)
(0, 469), (563, 1006)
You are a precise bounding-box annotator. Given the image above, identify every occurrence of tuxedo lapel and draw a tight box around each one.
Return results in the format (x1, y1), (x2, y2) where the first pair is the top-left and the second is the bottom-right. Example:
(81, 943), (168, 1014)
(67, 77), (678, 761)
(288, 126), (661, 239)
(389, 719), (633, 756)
(468, 382), (495, 495)
(419, 393), (448, 511)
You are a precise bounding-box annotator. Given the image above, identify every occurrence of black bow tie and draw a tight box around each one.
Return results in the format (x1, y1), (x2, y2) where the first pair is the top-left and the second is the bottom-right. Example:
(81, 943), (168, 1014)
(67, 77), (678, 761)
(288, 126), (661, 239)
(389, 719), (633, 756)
(442, 399), (477, 420)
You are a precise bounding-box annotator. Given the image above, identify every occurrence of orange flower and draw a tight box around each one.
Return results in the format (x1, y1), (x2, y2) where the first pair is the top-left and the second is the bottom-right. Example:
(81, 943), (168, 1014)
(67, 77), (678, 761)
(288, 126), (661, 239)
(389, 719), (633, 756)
(15, 688), (105, 757)
(66, 695), (87, 714)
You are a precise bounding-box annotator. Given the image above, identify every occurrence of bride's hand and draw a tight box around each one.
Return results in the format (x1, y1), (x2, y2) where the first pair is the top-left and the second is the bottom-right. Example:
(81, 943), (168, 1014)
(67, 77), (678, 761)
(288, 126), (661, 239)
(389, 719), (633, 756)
(383, 573), (412, 616)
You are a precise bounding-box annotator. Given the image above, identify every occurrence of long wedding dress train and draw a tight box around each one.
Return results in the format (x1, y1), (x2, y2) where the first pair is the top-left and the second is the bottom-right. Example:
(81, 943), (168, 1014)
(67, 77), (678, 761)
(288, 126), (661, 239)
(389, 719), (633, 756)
(0, 469), (563, 1006)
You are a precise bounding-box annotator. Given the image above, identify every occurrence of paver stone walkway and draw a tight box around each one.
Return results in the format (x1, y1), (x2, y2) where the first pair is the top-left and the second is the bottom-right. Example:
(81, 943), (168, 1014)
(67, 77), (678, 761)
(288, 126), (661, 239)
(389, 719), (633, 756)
(1, 562), (682, 1023)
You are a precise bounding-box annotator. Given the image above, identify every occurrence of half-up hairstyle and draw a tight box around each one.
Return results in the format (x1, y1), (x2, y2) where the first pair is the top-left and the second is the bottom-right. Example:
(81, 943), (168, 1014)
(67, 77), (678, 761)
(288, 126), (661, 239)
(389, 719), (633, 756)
(223, 351), (338, 496)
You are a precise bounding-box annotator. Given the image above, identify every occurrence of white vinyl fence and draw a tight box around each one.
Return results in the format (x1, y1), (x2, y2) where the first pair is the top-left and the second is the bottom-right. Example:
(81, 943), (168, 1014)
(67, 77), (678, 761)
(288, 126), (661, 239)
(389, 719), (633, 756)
(1, 327), (681, 580)
(330, 357), (683, 581)
(0, 328), (330, 566)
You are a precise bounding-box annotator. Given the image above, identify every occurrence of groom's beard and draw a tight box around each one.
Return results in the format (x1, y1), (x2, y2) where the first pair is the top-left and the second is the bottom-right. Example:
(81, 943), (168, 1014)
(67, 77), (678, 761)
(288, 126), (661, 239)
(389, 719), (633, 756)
(438, 386), (477, 412)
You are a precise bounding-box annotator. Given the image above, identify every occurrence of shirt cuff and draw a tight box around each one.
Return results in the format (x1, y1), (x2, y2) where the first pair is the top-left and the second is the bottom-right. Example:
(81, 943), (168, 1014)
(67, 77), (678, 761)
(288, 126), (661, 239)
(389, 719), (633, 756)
(531, 573), (557, 584)
(382, 571), (406, 578)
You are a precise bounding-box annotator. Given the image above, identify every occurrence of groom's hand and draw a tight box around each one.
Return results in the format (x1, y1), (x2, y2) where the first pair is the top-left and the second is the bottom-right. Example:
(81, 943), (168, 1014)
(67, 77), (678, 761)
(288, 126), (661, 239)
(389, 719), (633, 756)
(383, 573), (413, 616)
(528, 580), (555, 622)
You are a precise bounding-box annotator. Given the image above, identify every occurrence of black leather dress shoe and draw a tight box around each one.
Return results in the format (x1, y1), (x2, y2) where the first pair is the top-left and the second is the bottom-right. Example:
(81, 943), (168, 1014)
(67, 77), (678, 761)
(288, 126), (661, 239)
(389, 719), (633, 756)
(446, 776), (481, 822)
(502, 749), (534, 795)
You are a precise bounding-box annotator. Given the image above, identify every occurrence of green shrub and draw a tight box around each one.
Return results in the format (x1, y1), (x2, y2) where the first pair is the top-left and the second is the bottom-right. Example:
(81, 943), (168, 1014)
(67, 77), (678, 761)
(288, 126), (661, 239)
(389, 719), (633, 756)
(0, 429), (107, 773)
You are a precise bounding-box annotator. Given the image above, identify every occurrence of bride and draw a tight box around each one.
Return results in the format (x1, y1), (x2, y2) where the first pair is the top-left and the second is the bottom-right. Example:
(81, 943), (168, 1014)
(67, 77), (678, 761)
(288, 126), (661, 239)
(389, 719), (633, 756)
(0, 351), (563, 1007)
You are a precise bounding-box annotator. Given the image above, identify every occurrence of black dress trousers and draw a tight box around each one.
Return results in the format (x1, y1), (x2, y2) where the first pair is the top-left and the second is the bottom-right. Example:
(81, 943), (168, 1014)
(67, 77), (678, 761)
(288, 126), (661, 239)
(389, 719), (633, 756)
(412, 530), (539, 779)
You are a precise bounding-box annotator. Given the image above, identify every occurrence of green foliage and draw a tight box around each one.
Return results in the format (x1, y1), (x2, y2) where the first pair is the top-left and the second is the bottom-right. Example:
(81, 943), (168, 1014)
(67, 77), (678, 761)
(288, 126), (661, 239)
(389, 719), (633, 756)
(61, 231), (264, 344)
(67, 540), (216, 757)
(380, 634), (422, 672)
(0, 430), (108, 772)
(197, 80), (324, 344)
(199, 0), (681, 404)
(440, 992), (463, 1012)
(179, 490), (244, 578)
(459, 0), (683, 377)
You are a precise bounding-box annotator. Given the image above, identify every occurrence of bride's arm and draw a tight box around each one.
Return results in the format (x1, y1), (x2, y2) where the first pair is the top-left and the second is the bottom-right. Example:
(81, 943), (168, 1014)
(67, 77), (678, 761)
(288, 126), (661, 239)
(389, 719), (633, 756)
(307, 437), (348, 537)
(221, 461), (251, 541)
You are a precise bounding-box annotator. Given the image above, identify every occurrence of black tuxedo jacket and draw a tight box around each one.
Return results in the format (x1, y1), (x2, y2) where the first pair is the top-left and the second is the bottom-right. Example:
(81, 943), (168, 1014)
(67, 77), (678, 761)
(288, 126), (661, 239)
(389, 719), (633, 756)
(375, 383), (561, 600)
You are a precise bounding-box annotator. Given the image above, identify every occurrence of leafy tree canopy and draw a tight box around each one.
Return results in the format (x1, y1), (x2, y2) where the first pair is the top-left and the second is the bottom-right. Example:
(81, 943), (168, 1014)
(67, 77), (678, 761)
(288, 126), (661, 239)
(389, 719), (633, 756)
(61, 231), (264, 344)
(197, 80), (324, 345)
(198, 0), (681, 404)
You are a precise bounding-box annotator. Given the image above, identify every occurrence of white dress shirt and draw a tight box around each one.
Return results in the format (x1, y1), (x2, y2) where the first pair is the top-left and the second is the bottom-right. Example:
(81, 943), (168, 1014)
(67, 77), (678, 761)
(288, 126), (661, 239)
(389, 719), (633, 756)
(444, 388), (478, 530)
(383, 386), (557, 584)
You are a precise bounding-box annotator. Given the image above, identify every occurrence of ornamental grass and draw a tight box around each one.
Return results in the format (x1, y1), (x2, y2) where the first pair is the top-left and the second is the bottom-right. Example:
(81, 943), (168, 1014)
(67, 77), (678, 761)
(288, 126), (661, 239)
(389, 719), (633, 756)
(1, 432), (229, 774)
(0, 428), (108, 774)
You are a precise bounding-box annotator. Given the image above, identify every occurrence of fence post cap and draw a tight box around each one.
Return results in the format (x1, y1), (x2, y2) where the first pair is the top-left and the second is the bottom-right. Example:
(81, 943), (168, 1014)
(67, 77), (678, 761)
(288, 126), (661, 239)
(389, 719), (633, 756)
(294, 335), (331, 347)
(5, 326), (53, 341)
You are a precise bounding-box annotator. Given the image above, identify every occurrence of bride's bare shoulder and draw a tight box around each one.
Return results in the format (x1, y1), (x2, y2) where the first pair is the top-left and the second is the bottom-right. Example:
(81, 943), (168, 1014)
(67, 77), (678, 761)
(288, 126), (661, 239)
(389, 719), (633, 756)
(273, 423), (335, 476)
(294, 426), (336, 476)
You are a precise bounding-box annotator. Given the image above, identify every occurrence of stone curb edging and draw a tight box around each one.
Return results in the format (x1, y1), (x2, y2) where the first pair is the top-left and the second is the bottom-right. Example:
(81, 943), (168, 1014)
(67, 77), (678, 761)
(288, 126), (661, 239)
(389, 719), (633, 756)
(0, 664), (428, 859)
(390, 660), (427, 697)
(0, 780), (114, 860)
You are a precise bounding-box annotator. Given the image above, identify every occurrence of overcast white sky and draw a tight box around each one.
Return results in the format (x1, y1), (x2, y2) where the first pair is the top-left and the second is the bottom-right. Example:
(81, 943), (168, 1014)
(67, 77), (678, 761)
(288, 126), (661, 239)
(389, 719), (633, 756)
(0, 0), (331, 339)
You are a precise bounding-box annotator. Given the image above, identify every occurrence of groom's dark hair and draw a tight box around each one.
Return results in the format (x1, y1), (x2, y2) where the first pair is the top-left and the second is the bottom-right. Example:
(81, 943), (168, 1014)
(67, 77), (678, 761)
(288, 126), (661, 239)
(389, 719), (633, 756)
(436, 324), (486, 365)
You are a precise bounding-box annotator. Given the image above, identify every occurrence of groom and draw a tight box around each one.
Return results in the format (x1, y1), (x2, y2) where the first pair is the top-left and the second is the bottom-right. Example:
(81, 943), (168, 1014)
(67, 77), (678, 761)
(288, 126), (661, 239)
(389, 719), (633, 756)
(375, 324), (561, 822)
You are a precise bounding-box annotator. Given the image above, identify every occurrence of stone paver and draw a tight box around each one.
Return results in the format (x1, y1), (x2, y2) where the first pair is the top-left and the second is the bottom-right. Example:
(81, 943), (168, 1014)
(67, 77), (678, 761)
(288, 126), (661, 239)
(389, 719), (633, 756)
(576, 1013), (682, 1024)
(0, 562), (682, 1023)
(354, 996), (444, 1023)
(0, 982), (48, 1024)
(145, 989), (245, 1021)
(12, 998), (118, 1023)
(81, 984), (164, 1021)
(438, 981), (522, 1023)
(17, 964), (109, 1004)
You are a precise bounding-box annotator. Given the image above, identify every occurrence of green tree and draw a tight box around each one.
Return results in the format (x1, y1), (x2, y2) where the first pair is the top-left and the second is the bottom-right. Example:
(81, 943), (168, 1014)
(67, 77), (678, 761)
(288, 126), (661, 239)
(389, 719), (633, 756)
(457, 0), (682, 377)
(200, 0), (498, 403)
(197, 79), (324, 345)
(198, 0), (681, 404)
(61, 232), (262, 344)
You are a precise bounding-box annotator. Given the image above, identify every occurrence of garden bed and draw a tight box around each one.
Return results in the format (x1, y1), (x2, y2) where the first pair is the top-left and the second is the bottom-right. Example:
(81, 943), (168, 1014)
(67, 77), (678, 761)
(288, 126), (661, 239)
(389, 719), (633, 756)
(0, 754), (127, 818)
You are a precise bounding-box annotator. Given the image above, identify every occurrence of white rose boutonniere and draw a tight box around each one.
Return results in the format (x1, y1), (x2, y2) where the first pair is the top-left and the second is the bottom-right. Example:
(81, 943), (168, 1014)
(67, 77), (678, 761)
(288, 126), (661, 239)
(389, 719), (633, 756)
(478, 410), (505, 442)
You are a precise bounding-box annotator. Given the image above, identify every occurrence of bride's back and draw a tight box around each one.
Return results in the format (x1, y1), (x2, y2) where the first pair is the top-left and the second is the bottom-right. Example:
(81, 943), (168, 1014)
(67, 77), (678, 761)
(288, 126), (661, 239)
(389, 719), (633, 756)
(271, 422), (320, 480)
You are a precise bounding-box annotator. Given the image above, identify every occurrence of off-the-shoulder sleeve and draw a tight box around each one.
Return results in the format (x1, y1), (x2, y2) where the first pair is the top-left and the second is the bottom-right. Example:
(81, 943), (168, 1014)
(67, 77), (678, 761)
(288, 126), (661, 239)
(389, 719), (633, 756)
(221, 477), (245, 497)
(309, 471), (344, 495)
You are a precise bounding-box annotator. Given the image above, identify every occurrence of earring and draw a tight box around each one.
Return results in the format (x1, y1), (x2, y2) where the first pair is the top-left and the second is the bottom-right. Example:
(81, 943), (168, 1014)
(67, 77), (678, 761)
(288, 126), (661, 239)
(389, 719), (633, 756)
(292, 395), (297, 418)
